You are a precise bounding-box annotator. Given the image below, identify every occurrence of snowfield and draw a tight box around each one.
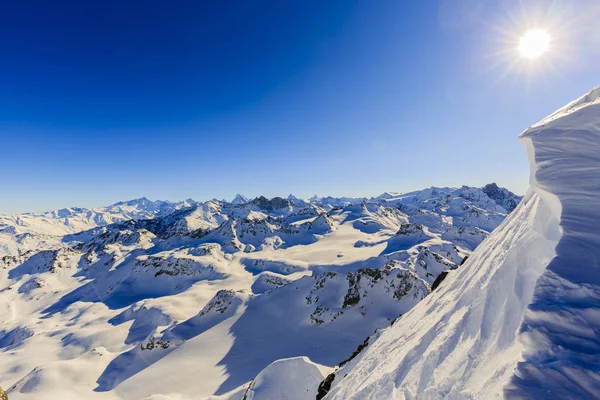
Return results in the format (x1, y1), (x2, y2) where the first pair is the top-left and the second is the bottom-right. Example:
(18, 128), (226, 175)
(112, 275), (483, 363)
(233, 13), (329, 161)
(0, 184), (520, 399)
(323, 86), (600, 399)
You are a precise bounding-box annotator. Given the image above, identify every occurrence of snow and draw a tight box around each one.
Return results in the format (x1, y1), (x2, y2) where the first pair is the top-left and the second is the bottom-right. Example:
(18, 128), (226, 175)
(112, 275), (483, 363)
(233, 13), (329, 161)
(506, 85), (600, 398)
(325, 85), (600, 399)
(242, 357), (332, 400)
(0, 181), (520, 399)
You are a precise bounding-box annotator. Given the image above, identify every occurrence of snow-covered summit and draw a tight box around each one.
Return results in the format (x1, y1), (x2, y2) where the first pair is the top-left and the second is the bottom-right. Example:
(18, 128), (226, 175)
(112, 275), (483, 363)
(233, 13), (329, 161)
(324, 85), (600, 399)
(287, 194), (308, 206)
(230, 194), (249, 205)
(374, 191), (401, 201)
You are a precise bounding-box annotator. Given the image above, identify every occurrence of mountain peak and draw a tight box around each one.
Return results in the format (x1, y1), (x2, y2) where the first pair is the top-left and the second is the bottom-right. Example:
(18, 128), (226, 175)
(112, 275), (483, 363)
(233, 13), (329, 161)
(481, 183), (521, 212)
(375, 191), (401, 200)
(230, 194), (249, 205)
(251, 196), (291, 211)
(111, 197), (153, 207)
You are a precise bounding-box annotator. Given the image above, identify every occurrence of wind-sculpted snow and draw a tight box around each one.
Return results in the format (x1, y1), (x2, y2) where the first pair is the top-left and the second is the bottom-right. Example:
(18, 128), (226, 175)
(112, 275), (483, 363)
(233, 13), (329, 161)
(0, 183), (519, 399)
(325, 85), (600, 400)
(505, 86), (600, 398)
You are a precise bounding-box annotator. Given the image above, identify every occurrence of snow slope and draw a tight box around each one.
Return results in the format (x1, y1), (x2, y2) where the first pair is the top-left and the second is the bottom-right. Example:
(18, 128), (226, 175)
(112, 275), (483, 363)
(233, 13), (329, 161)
(325, 86), (600, 399)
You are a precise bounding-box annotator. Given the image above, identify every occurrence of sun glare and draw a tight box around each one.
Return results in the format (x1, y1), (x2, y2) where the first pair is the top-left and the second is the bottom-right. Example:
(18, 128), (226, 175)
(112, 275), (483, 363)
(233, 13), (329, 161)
(518, 29), (550, 59)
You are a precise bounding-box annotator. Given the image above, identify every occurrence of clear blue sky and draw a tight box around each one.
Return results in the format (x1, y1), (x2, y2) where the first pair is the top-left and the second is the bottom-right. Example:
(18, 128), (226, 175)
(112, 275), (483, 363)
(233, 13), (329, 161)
(1, 0), (599, 214)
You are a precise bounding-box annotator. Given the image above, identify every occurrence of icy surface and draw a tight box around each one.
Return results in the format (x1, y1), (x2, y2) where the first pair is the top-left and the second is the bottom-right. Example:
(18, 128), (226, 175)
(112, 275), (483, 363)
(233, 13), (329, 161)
(326, 85), (600, 399)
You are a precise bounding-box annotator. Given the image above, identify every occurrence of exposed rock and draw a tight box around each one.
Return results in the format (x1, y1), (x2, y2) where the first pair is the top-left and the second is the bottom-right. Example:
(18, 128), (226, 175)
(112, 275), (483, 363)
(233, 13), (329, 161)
(316, 373), (335, 400)
(140, 337), (171, 351)
(482, 182), (522, 212)
(251, 196), (291, 211)
(338, 336), (370, 367)
(431, 271), (449, 291)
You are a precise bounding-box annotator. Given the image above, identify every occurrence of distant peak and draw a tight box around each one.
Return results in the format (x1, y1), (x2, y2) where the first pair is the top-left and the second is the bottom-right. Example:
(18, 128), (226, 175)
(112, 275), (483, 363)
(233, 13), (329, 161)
(231, 194), (249, 204)
(287, 194), (306, 204)
(375, 191), (400, 200)
(111, 197), (152, 207)
(481, 183), (522, 213)
(251, 196), (291, 210)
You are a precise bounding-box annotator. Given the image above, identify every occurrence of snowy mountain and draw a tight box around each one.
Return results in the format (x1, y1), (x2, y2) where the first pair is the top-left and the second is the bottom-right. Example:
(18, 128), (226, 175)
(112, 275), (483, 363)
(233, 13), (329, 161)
(308, 195), (366, 210)
(481, 182), (521, 212)
(0, 182), (522, 399)
(315, 86), (600, 399)
(0, 197), (198, 237)
(230, 194), (249, 205)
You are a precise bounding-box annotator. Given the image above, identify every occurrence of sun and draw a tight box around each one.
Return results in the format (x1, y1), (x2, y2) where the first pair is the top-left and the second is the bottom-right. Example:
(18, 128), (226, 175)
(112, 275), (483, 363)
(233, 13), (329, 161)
(518, 29), (550, 59)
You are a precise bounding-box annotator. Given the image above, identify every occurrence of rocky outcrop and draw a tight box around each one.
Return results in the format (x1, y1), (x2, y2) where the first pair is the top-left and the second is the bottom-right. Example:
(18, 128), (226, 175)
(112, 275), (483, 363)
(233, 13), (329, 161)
(482, 182), (522, 212)
(305, 264), (429, 325)
(251, 196), (292, 211)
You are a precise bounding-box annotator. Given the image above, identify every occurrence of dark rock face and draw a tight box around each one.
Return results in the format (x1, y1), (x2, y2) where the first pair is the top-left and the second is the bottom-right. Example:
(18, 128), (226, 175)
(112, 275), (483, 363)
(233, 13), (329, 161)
(431, 271), (449, 291)
(251, 196), (291, 211)
(315, 336), (369, 399)
(396, 223), (424, 235)
(140, 337), (170, 350)
(482, 183), (522, 213)
(316, 373), (335, 400)
(338, 336), (370, 367)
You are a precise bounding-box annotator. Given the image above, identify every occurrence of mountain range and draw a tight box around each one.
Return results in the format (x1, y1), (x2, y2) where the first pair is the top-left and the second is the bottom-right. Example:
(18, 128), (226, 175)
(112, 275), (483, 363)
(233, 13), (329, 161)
(0, 184), (521, 399)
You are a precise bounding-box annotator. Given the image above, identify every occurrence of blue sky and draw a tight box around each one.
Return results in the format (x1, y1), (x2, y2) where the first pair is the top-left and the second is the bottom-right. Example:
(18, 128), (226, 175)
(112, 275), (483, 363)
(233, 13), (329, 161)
(1, 0), (599, 214)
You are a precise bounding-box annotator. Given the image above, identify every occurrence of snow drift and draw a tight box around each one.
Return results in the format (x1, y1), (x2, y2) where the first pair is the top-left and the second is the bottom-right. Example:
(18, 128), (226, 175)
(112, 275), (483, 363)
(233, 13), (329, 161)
(326, 86), (600, 399)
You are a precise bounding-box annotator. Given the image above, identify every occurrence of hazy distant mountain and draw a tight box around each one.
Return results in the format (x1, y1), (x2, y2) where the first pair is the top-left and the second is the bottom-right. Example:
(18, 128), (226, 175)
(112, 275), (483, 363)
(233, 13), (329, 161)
(0, 197), (198, 236)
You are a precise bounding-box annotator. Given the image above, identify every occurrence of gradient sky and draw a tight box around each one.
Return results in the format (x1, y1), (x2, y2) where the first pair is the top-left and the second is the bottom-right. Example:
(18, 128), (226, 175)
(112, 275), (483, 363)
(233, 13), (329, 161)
(1, 0), (599, 214)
